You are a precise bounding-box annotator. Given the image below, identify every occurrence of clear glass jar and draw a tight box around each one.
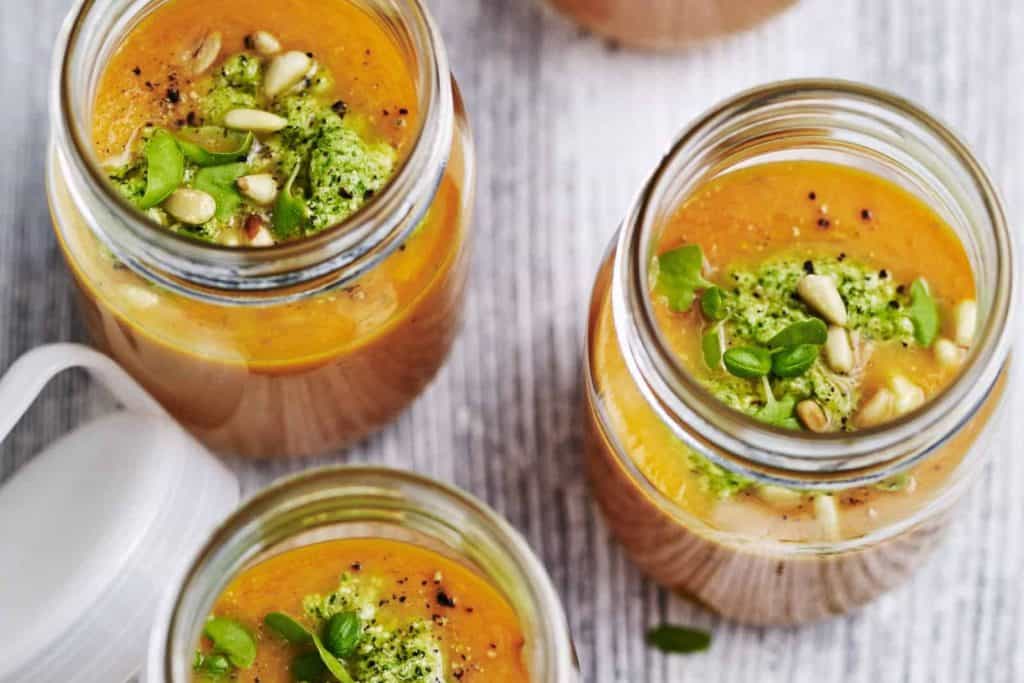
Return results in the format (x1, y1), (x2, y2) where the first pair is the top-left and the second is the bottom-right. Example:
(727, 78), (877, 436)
(143, 467), (579, 682)
(584, 80), (1016, 625)
(543, 0), (796, 50)
(47, 0), (475, 458)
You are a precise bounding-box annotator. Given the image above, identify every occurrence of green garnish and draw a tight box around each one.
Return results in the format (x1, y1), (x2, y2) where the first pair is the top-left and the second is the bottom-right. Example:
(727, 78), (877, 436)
(700, 286), (727, 320)
(646, 625), (712, 654)
(908, 278), (940, 347)
(203, 617), (257, 669)
(272, 164), (308, 239)
(139, 128), (184, 209)
(656, 245), (711, 312)
(701, 327), (723, 370)
(263, 611), (354, 683)
(193, 162), (248, 221)
(771, 344), (820, 378)
(324, 612), (362, 659)
(193, 651), (232, 678)
(767, 318), (828, 348)
(753, 378), (801, 429)
(178, 132), (254, 167)
(291, 651), (329, 682)
(875, 473), (913, 492)
(723, 346), (772, 379)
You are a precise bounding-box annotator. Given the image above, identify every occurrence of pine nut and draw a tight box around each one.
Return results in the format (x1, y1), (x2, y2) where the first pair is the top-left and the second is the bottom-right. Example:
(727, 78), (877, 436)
(824, 325), (854, 374)
(189, 32), (222, 75)
(224, 108), (287, 133)
(797, 274), (848, 326)
(814, 494), (841, 541)
(248, 30), (281, 56)
(934, 338), (966, 368)
(757, 485), (805, 510)
(890, 375), (926, 416)
(237, 174), (278, 205)
(163, 188), (217, 225)
(954, 299), (977, 347)
(796, 400), (830, 433)
(855, 388), (895, 428)
(244, 215), (275, 246)
(264, 51), (312, 98)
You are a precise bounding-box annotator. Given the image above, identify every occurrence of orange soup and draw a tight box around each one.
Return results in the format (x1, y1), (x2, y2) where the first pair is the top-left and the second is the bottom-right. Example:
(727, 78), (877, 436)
(193, 539), (529, 682)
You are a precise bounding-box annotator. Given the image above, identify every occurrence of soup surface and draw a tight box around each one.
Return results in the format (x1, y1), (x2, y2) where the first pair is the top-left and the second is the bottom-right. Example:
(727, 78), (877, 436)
(194, 538), (529, 682)
(593, 161), (979, 542)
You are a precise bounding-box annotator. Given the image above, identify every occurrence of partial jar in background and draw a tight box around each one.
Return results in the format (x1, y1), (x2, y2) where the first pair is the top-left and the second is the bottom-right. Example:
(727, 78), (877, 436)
(145, 467), (579, 682)
(583, 81), (1015, 625)
(48, 0), (475, 458)
(544, 0), (796, 50)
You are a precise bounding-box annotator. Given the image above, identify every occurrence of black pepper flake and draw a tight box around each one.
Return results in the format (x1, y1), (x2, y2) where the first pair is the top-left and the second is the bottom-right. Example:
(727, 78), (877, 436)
(351, 562), (362, 571)
(879, 269), (888, 279)
(817, 217), (831, 228)
(244, 34), (256, 50)
(803, 260), (815, 274)
(889, 300), (900, 309)
(897, 284), (907, 295)
(838, 252), (847, 262)
(186, 111), (200, 127)
(808, 191), (817, 200)
(436, 591), (456, 608)
(166, 88), (180, 104)
(306, 51), (314, 58)
(331, 100), (348, 118)
(861, 209), (872, 220)
(399, 107), (409, 115)
(132, 66), (141, 76)
(340, 188), (353, 200)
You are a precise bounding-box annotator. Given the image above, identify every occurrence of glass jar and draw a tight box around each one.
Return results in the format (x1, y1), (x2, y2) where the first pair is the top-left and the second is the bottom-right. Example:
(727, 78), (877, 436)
(584, 80), (1016, 625)
(143, 467), (579, 682)
(48, 0), (475, 458)
(543, 0), (796, 50)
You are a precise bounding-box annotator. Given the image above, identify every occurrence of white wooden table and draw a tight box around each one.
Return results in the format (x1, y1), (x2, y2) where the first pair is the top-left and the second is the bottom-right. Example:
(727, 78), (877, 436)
(2, 1), (1022, 680)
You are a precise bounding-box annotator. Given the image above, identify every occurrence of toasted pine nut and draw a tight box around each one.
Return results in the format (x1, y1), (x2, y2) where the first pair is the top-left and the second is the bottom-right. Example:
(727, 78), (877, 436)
(757, 485), (805, 510)
(934, 338), (966, 368)
(164, 188), (217, 225)
(224, 108), (288, 133)
(890, 375), (926, 416)
(797, 274), (848, 326)
(237, 174), (279, 205)
(954, 300), (977, 347)
(264, 51), (313, 98)
(248, 30), (282, 56)
(855, 388), (895, 428)
(824, 325), (854, 374)
(244, 215), (275, 246)
(189, 32), (222, 75)
(796, 400), (830, 433)
(814, 494), (841, 541)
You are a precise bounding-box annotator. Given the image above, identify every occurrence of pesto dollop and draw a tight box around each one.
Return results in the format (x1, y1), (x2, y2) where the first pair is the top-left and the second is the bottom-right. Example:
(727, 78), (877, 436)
(107, 44), (396, 245)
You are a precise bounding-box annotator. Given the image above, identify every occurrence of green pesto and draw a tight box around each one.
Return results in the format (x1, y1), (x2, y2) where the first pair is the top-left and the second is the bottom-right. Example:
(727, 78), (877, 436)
(106, 45), (397, 245)
(303, 573), (444, 683)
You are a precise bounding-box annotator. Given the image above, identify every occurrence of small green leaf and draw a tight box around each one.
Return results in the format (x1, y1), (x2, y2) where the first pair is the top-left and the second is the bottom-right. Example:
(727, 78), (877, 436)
(140, 128), (184, 209)
(179, 132), (254, 167)
(323, 612), (362, 659)
(193, 652), (232, 678)
(203, 617), (257, 669)
(908, 279), (940, 347)
(701, 327), (723, 370)
(768, 318), (828, 348)
(646, 625), (712, 655)
(311, 632), (355, 683)
(264, 612), (313, 645)
(874, 473), (913, 492)
(272, 163), (308, 239)
(193, 162), (248, 221)
(771, 344), (820, 378)
(656, 244), (712, 312)
(753, 378), (801, 429)
(291, 651), (328, 682)
(700, 286), (727, 321)
(723, 346), (772, 379)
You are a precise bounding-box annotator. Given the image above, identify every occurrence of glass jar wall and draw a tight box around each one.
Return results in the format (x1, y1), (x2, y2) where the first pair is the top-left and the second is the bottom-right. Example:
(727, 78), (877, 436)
(48, 0), (475, 458)
(583, 81), (1015, 625)
(145, 467), (579, 682)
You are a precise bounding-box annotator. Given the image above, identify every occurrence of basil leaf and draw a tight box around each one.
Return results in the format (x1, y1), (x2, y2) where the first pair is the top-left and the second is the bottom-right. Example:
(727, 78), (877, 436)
(723, 346), (772, 379)
(908, 279), (940, 347)
(700, 286), (727, 321)
(203, 617), (257, 669)
(701, 327), (723, 370)
(264, 612), (313, 645)
(291, 651), (328, 682)
(272, 164), (308, 239)
(754, 393), (800, 430)
(193, 652), (232, 678)
(656, 244), (711, 312)
(324, 612), (362, 659)
(140, 128), (184, 209)
(179, 132), (254, 167)
(193, 162), (248, 221)
(771, 344), (820, 378)
(646, 625), (711, 654)
(768, 318), (828, 348)
(312, 632), (355, 683)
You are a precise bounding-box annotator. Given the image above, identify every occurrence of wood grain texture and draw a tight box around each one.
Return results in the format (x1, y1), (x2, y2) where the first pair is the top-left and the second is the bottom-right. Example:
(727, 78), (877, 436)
(1, 0), (1022, 681)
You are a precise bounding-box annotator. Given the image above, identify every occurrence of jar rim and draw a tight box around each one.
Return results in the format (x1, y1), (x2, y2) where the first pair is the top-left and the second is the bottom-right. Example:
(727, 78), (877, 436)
(50, 0), (454, 303)
(613, 78), (1016, 487)
(147, 466), (578, 682)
